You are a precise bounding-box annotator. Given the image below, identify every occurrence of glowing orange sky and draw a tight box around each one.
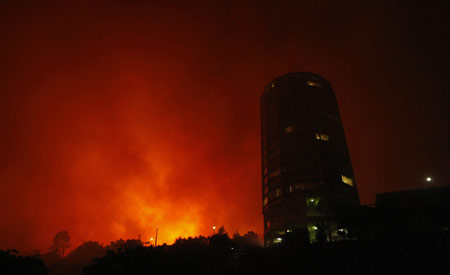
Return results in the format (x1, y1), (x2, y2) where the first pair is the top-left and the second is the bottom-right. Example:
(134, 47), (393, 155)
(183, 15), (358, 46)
(0, 1), (448, 253)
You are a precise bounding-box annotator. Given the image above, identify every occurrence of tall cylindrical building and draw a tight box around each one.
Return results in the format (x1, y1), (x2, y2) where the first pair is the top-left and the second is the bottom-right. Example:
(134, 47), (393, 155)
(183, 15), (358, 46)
(260, 72), (359, 246)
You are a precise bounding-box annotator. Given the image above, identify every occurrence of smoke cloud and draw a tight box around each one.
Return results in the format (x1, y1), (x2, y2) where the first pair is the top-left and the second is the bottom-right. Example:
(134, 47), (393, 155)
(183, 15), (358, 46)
(0, 1), (448, 252)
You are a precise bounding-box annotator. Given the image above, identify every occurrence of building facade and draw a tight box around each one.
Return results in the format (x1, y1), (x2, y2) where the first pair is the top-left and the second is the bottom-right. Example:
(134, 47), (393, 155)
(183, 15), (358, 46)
(376, 186), (450, 209)
(260, 72), (360, 246)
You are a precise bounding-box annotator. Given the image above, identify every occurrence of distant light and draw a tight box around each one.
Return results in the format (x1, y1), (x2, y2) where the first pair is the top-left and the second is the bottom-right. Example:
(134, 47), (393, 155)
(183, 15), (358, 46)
(426, 177), (432, 182)
(276, 237), (282, 241)
(212, 226), (216, 230)
(150, 238), (153, 241)
(310, 199), (314, 202)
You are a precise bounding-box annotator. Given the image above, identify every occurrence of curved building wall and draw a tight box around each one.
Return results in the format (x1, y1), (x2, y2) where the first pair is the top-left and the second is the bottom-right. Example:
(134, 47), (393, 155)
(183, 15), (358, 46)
(260, 72), (360, 246)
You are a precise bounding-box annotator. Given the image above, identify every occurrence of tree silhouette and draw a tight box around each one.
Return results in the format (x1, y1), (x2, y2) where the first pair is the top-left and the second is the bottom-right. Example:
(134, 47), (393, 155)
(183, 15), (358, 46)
(217, 226), (226, 235)
(49, 230), (71, 257)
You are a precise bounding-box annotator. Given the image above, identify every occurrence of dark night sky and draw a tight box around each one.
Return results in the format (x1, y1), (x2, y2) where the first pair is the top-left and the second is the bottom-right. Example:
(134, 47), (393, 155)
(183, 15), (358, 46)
(0, 0), (449, 252)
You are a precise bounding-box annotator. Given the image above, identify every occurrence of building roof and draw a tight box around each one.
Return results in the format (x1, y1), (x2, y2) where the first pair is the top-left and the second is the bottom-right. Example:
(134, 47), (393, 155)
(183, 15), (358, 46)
(376, 186), (450, 208)
(263, 72), (331, 92)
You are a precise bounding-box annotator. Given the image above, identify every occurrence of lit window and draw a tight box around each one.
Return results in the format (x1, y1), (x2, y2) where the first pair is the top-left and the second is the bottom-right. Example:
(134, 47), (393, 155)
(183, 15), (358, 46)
(263, 196), (269, 206)
(288, 185), (294, 193)
(320, 134), (329, 141)
(341, 175), (354, 187)
(284, 126), (295, 134)
(307, 81), (322, 87)
(275, 188), (282, 198)
(269, 168), (281, 179)
(302, 183), (318, 191)
(288, 184), (301, 193)
(315, 133), (329, 141)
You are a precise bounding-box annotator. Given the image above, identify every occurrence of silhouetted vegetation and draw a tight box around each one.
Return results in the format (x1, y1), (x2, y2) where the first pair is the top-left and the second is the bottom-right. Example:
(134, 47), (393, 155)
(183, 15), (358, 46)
(0, 249), (48, 275)
(42, 236), (146, 275)
(106, 239), (143, 252)
(81, 208), (450, 275)
(79, 223), (450, 275)
(4, 207), (450, 275)
(84, 228), (263, 275)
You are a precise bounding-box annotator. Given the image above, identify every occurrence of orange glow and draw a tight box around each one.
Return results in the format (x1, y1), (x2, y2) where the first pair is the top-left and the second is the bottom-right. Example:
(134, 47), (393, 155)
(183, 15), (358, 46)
(0, 9), (264, 250)
(2, 0), (439, 254)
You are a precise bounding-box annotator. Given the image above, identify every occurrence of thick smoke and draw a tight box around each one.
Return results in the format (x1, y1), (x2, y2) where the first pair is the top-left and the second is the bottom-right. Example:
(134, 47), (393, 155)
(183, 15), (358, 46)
(0, 1), (448, 252)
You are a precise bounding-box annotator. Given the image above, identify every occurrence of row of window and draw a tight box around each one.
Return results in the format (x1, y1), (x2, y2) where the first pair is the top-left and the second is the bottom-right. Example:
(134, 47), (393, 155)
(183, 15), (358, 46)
(268, 79), (323, 90)
(315, 133), (329, 141)
(262, 130), (329, 167)
(266, 227), (349, 245)
(264, 196), (321, 217)
(263, 183), (322, 206)
(282, 125), (331, 143)
(265, 165), (353, 186)
(262, 128), (329, 160)
(263, 175), (354, 206)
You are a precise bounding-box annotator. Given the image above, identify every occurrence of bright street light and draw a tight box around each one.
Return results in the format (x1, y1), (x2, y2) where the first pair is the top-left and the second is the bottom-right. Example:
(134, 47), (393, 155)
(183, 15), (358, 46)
(426, 177), (432, 182)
